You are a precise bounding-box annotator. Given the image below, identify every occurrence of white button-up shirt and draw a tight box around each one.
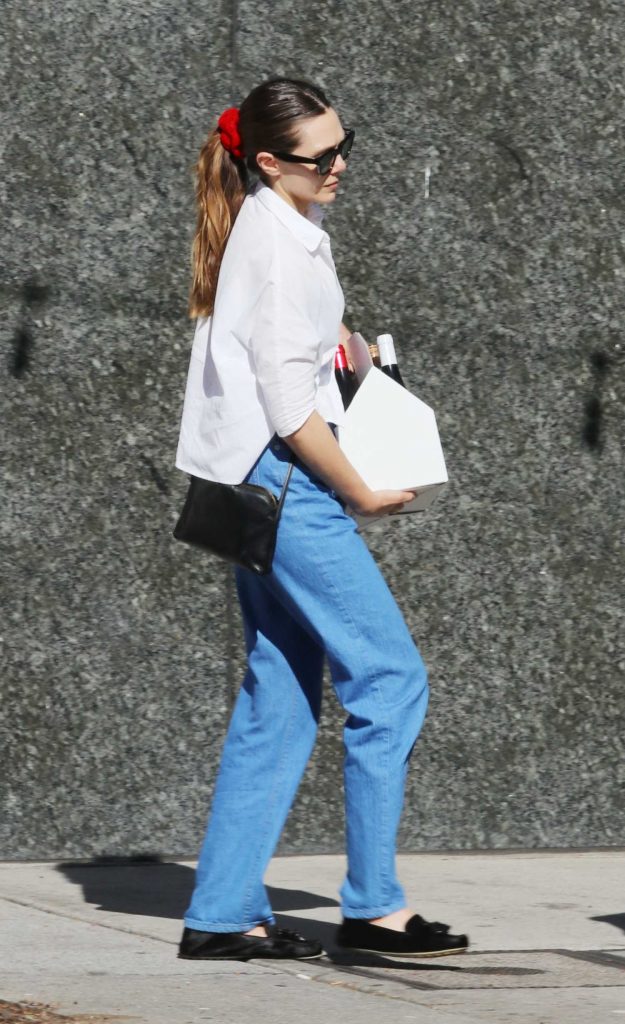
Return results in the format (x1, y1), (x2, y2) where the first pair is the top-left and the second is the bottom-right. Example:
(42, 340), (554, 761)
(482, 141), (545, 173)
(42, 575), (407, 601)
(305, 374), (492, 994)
(175, 180), (346, 483)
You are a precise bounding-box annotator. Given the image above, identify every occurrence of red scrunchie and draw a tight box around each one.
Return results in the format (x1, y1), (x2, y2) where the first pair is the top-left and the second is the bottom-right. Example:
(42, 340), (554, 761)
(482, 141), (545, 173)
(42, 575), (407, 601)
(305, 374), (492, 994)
(217, 107), (244, 160)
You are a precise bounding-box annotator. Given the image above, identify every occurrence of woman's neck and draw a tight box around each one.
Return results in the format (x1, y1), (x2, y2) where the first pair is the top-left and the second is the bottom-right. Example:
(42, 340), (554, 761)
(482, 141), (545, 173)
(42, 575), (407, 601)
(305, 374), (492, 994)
(271, 181), (310, 218)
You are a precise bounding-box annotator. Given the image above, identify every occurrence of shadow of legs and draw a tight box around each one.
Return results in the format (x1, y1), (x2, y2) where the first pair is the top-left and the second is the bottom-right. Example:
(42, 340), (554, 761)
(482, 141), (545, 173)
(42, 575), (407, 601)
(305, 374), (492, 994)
(56, 858), (338, 920)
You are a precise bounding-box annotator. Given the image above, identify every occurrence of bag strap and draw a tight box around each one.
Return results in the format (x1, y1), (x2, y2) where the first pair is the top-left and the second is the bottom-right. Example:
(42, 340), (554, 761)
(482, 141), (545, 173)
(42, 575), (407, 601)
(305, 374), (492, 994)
(275, 457), (295, 517)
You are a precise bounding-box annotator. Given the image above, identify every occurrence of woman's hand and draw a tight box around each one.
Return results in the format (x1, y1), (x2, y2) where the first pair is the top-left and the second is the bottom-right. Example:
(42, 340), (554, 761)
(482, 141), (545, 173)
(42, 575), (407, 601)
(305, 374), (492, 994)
(349, 489), (416, 517)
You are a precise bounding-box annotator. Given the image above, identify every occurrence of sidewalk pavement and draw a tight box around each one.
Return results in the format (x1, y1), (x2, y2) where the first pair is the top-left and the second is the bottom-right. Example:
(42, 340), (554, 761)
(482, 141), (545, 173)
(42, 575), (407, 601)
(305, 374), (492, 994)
(1, 850), (624, 1024)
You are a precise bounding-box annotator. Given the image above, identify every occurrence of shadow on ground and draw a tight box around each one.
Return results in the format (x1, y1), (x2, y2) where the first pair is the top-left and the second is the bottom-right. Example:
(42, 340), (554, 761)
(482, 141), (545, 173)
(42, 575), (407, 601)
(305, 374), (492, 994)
(590, 912), (625, 935)
(56, 855), (337, 918)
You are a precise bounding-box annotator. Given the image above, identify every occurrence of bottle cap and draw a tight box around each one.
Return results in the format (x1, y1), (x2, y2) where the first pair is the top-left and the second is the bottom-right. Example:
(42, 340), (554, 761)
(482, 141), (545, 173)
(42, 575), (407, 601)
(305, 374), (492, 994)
(377, 333), (397, 364)
(335, 344), (349, 369)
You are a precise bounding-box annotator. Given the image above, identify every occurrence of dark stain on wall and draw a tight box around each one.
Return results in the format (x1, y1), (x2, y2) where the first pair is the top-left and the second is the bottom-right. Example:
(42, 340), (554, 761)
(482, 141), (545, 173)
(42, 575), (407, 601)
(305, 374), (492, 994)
(8, 280), (52, 378)
(140, 454), (170, 495)
(582, 350), (611, 452)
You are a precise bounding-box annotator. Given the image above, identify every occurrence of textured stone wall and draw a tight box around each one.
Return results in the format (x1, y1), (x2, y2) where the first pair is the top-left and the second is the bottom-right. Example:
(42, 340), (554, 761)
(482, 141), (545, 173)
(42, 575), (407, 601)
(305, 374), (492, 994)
(1, 0), (624, 860)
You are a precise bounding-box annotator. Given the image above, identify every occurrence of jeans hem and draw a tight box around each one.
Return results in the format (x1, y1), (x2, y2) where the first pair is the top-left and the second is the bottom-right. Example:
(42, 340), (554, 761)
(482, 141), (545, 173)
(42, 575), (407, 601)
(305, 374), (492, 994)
(340, 899), (407, 920)
(184, 915), (275, 933)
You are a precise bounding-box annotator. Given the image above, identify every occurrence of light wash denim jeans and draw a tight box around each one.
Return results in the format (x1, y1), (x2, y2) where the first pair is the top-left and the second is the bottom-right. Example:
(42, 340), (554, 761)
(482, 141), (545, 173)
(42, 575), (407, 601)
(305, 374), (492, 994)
(184, 433), (429, 931)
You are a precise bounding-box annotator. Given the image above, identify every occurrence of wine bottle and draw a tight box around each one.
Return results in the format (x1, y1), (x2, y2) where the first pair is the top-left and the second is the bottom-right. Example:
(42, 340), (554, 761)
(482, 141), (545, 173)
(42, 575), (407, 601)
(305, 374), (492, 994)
(377, 333), (405, 387)
(334, 344), (358, 409)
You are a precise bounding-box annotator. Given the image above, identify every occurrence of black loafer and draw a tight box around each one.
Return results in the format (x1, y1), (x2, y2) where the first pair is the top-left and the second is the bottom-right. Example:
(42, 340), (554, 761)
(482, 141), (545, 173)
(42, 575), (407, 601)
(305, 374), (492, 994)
(336, 913), (469, 958)
(178, 925), (324, 961)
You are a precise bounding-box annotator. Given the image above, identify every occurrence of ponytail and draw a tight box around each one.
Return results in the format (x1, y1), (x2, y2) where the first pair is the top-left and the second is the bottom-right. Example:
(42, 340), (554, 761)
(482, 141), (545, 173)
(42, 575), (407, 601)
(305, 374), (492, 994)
(188, 129), (247, 319)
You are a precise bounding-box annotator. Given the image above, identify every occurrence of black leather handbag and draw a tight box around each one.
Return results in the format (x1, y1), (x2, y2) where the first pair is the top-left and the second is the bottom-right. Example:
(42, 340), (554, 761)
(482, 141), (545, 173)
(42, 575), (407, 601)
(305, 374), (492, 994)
(173, 459), (295, 575)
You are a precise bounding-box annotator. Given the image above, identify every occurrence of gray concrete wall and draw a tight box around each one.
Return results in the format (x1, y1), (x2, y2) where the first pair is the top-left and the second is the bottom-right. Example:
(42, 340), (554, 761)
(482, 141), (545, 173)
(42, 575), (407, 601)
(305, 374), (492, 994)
(1, 1), (624, 861)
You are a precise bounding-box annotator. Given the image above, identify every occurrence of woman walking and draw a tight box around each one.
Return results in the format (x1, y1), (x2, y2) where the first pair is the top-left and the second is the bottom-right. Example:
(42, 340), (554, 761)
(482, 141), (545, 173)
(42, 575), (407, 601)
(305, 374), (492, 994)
(175, 77), (468, 962)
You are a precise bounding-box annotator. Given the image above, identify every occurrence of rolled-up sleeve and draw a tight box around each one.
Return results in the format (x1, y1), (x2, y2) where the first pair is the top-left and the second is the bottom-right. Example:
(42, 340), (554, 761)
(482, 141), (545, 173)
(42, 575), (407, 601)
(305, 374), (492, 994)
(249, 246), (322, 438)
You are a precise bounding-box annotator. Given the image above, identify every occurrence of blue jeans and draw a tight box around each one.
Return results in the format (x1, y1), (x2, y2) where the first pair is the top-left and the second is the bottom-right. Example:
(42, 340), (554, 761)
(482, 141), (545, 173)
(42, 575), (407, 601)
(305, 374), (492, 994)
(184, 434), (429, 930)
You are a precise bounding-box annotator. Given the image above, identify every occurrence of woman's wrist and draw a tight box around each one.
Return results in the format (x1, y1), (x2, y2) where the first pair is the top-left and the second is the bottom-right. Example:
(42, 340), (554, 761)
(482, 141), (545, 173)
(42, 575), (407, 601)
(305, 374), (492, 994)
(337, 478), (373, 510)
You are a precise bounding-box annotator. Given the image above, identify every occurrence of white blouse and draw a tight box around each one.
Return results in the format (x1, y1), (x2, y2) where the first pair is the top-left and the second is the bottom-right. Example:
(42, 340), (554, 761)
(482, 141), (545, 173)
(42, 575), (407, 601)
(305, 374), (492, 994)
(175, 180), (346, 484)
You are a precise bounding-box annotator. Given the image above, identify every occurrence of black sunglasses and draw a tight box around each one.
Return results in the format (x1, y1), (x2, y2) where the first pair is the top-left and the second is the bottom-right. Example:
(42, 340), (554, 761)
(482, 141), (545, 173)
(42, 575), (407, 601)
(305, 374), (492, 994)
(271, 129), (355, 176)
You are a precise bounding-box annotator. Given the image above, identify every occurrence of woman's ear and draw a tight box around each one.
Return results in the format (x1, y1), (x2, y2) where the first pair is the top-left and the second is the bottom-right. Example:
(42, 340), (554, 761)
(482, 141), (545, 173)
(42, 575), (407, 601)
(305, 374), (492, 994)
(255, 151), (281, 179)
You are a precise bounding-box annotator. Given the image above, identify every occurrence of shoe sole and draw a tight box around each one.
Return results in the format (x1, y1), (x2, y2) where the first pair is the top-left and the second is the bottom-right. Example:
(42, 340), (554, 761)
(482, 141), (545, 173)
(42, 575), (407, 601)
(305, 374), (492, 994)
(178, 950), (325, 962)
(337, 945), (468, 959)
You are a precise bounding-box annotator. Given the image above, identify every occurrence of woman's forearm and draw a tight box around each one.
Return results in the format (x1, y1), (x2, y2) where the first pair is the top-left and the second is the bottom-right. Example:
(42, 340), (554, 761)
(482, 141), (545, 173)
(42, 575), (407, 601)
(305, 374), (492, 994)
(283, 411), (370, 508)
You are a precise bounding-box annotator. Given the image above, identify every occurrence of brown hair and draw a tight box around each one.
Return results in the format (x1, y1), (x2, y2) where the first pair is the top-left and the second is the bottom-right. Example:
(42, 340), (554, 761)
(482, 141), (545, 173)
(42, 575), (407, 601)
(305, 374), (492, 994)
(188, 77), (331, 319)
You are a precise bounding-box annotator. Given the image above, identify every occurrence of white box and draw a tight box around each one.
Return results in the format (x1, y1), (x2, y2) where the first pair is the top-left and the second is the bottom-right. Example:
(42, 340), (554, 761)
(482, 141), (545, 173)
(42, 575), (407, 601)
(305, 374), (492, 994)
(337, 333), (448, 525)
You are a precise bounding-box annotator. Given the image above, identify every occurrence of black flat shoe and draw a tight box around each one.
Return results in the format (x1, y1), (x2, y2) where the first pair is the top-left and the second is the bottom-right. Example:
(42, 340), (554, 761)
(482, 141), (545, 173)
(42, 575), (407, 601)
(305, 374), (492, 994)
(178, 925), (324, 961)
(336, 913), (469, 958)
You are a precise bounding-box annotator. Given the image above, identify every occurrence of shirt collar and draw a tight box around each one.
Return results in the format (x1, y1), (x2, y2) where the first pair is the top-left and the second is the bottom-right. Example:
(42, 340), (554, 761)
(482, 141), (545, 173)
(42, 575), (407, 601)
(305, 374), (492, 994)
(253, 181), (327, 253)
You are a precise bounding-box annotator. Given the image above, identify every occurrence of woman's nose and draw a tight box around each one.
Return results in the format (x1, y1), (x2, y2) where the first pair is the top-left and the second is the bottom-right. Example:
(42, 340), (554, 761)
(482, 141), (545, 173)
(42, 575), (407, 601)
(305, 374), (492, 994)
(332, 154), (348, 175)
